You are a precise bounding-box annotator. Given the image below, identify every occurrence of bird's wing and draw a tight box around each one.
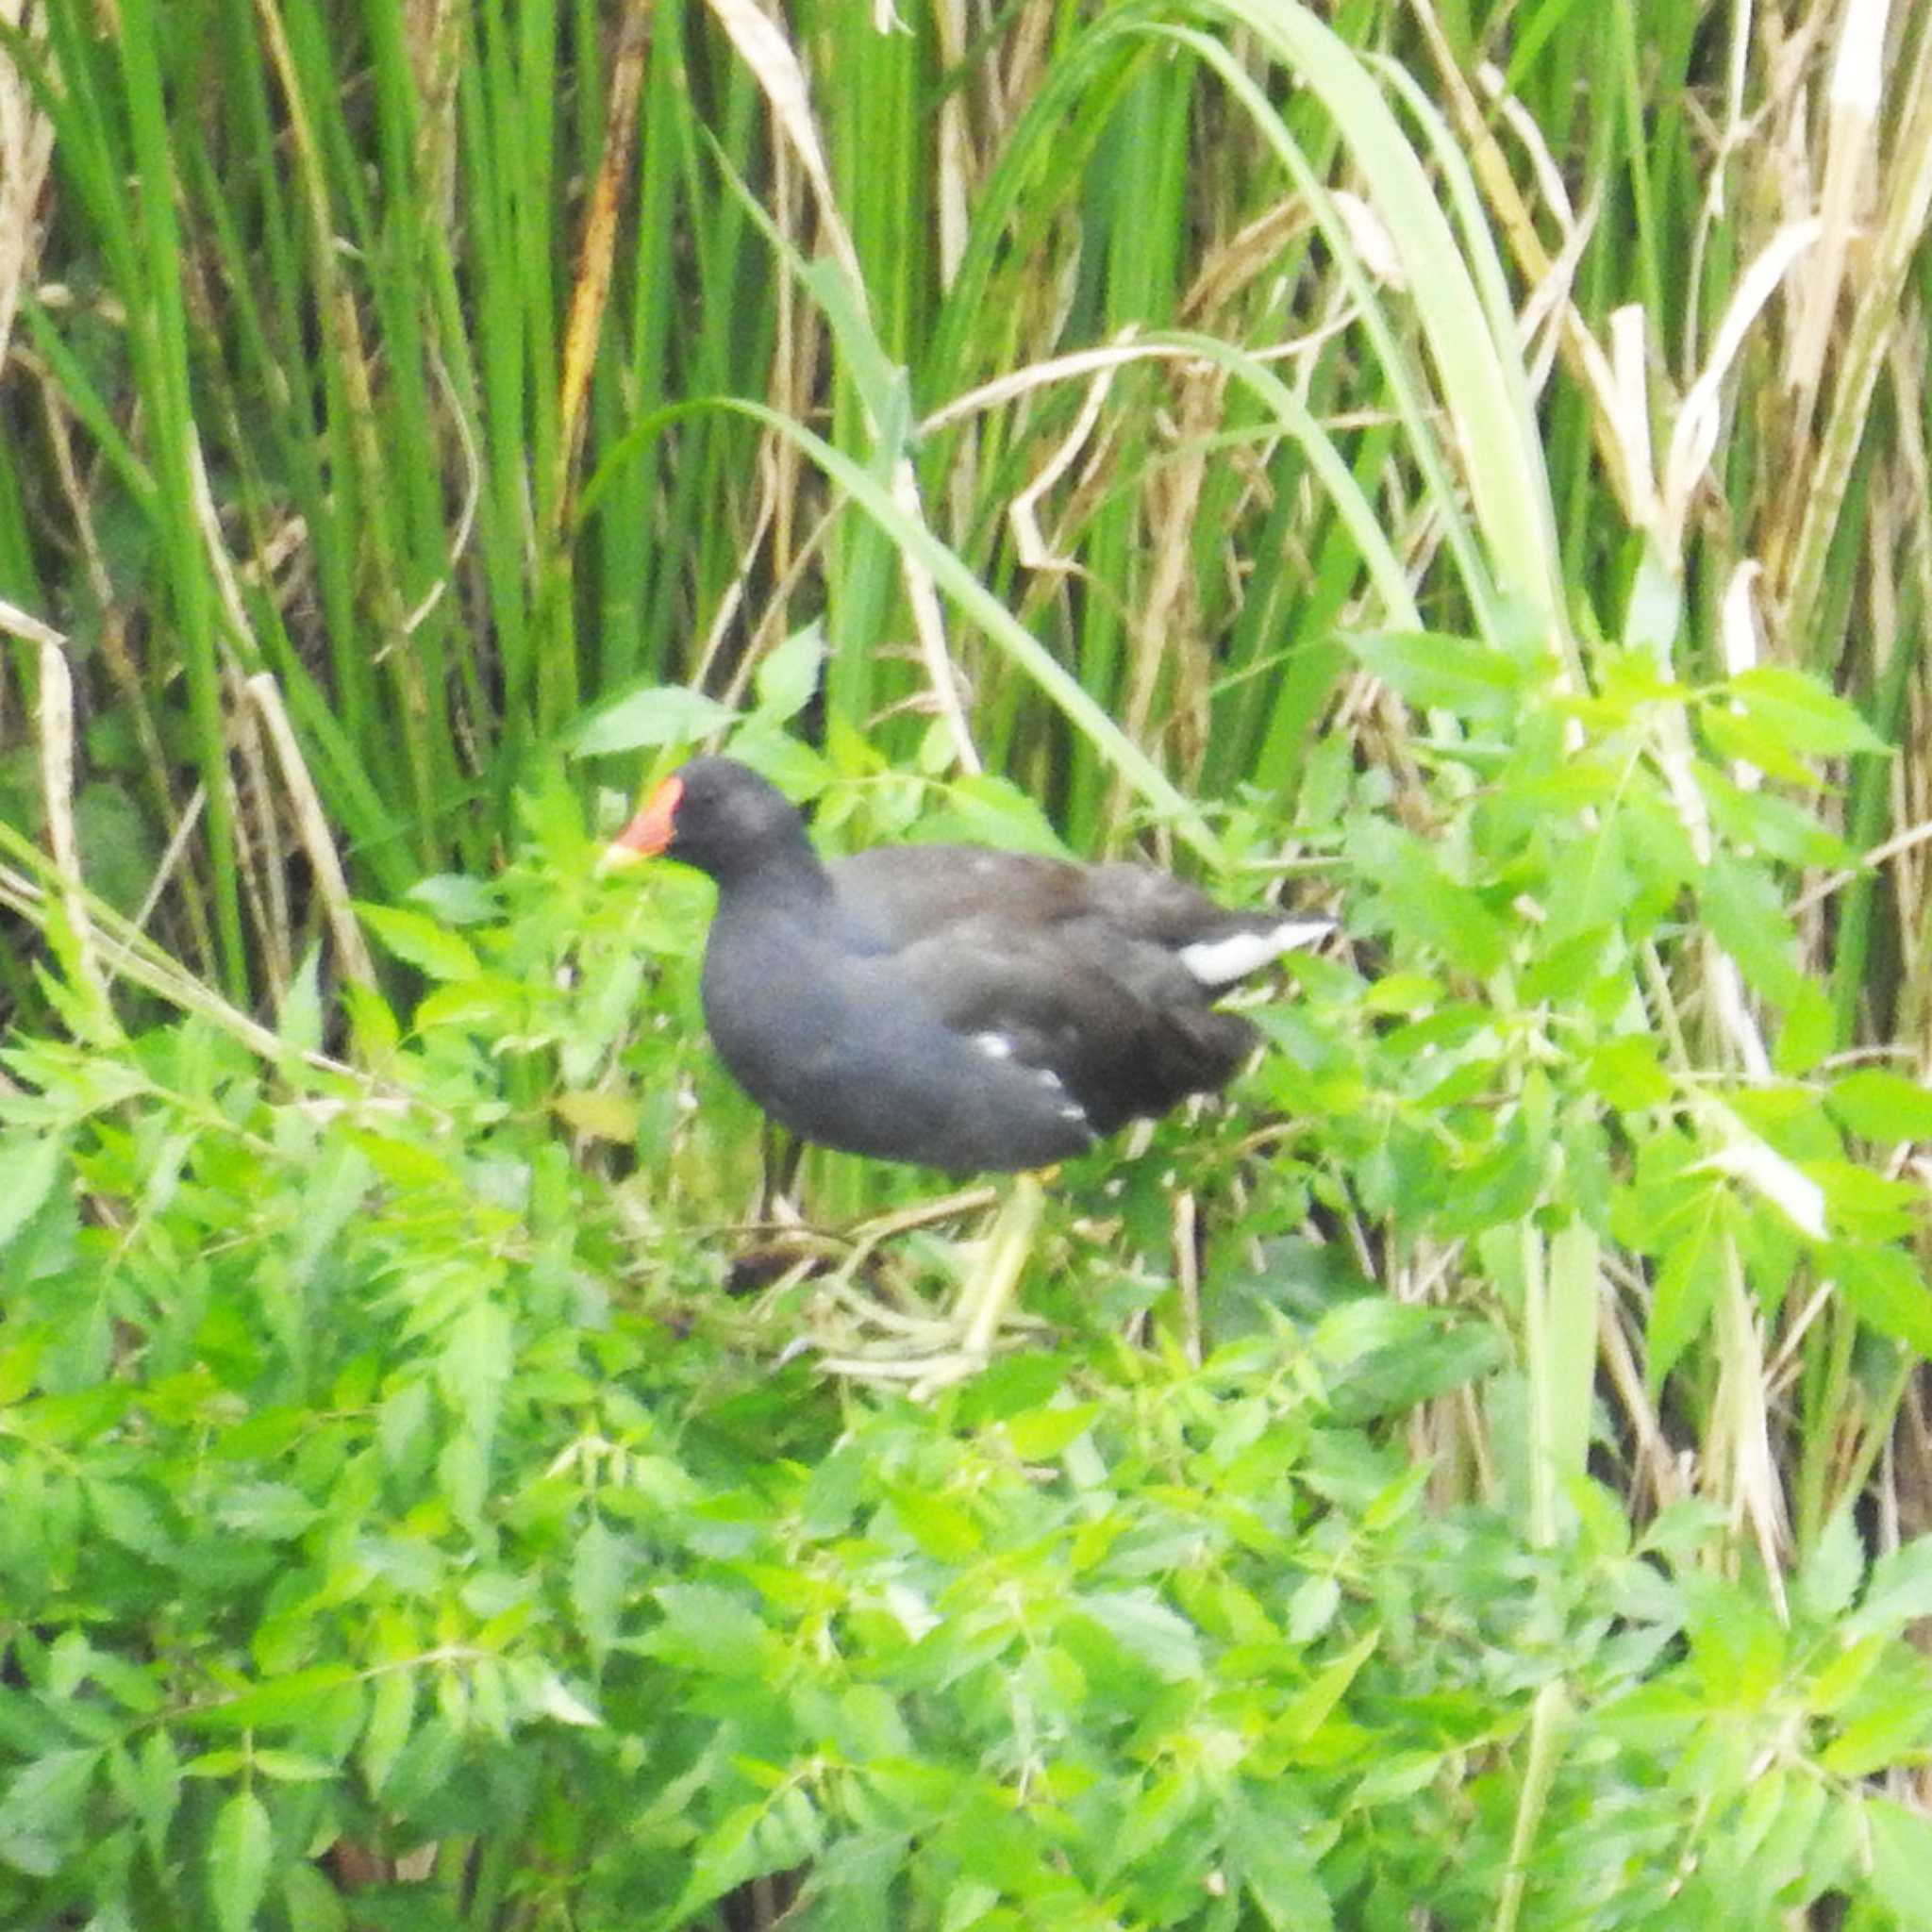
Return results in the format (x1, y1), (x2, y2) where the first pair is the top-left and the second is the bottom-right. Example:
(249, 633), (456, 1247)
(867, 915), (1255, 1132)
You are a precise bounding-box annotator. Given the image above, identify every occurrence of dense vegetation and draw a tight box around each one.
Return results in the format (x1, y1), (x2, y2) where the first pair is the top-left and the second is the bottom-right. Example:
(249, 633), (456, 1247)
(3, 0), (1932, 1925)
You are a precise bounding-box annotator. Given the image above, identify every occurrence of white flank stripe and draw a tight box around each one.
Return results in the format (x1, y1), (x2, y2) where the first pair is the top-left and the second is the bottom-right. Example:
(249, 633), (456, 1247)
(974, 1031), (1015, 1059)
(1179, 918), (1331, 986)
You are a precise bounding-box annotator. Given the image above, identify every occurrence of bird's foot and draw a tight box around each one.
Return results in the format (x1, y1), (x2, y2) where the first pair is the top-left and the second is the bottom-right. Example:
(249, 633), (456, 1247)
(805, 1275), (1050, 1391)
(804, 1174), (1051, 1393)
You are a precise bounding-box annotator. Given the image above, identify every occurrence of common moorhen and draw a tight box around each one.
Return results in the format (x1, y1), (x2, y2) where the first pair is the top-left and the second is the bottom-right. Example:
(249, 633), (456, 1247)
(605, 756), (1329, 1372)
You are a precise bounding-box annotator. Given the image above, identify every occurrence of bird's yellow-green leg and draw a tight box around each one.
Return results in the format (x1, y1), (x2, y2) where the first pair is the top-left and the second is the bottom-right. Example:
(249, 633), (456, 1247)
(814, 1171), (1051, 1388)
(954, 1169), (1046, 1360)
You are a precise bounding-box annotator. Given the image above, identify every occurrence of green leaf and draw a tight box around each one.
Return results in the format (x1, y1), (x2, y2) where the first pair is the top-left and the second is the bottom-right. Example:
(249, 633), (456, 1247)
(914, 774), (1066, 857)
(250, 1750), (338, 1783)
(116, 1731), (179, 1871)
(342, 980), (400, 1058)
(1584, 1036), (1673, 1111)
(0, 1135), (63, 1251)
(646, 1585), (769, 1677)
(571, 1519), (630, 1656)
(1697, 852), (1801, 1005)
(1698, 703), (1839, 787)
(1003, 1402), (1099, 1459)
(1286, 1575), (1341, 1642)
(525, 1668), (600, 1728)
(1825, 1070), (1932, 1143)
(358, 1669), (416, 1799)
(436, 1300), (512, 1430)
(1075, 1590), (1203, 1682)
(88, 1478), (177, 1564)
(1347, 820), (1508, 975)
(208, 1788), (273, 1932)
(405, 872), (501, 924)
(275, 945), (324, 1053)
(1277, 1630), (1379, 1742)
(1848, 1537), (1932, 1641)
(1696, 766), (1855, 867)
(753, 622), (826, 723)
(1648, 1192), (1727, 1387)
(437, 1430), (488, 1530)
(357, 904), (482, 982)
(1724, 667), (1889, 758)
(1830, 1243), (1932, 1358)
(1794, 1508), (1863, 1624)
(1226, 1790), (1332, 1931)
(282, 1860), (350, 1932)
(887, 1485), (983, 1561)
(568, 683), (734, 757)
(1773, 978), (1834, 1077)
(1346, 629), (1527, 723)
(187, 1667), (360, 1733)
(1865, 1795), (1932, 1930)
(0, 1748), (99, 1876)
(213, 1481), (322, 1541)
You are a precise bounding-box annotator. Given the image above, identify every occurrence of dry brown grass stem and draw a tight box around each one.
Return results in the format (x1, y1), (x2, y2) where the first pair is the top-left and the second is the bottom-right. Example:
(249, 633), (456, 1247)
(247, 674), (378, 991)
(0, 0), (53, 365)
(556, 4), (652, 531)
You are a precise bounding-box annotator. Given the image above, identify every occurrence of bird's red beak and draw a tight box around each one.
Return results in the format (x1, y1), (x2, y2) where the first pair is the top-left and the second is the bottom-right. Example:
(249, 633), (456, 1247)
(599, 774), (683, 873)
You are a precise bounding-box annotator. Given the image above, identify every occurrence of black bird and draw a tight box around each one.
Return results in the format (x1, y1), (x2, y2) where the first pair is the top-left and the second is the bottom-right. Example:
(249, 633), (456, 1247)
(604, 756), (1328, 1370)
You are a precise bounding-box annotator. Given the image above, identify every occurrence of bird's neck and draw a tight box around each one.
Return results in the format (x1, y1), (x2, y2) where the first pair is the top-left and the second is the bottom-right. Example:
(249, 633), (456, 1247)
(709, 823), (834, 913)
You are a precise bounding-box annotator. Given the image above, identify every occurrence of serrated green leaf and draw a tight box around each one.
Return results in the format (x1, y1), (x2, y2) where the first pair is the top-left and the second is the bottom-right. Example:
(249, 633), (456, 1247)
(413, 973), (525, 1033)
(0, 1135), (63, 1251)
(572, 1519), (629, 1656)
(1698, 852), (1802, 1005)
(405, 872), (500, 924)
(1278, 1630), (1379, 1742)
(1286, 1575), (1341, 1642)
(1847, 1537), (1932, 1641)
(342, 980), (400, 1058)
(753, 623), (825, 723)
(437, 1301), (512, 1436)
(1648, 1192), (1726, 1386)
(1075, 1590), (1202, 1682)
(1773, 978), (1834, 1077)
(275, 946), (324, 1053)
(0, 1748), (99, 1876)
(1825, 1070), (1932, 1143)
(1725, 667), (1889, 757)
(1347, 629), (1527, 723)
(282, 1859), (350, 1932)
(87, 1479), (176, 1564)
(213, 1481), (321, 1541)
(1699, 703), (1837, 786)
(1226, 1790), (1332, 1931)
(1003, 1403), (1099, 1459)
(356, 903), (481, 982)
(250, 1750), (338, 1782)
(646, 1585), (769, 1676)
(1794, 1508), (1863, 1624)
(187, 1667), (360, 1734)
(208, 1788), (273, 1932)
(437, 1430), (488, 1529)
(527, 1669), (601, 1727)
(1830, 1243), (1932, 1357)
(1585, 1036), (1673, 1110)
(888, 1486), (983, 1561)
(359, 1668), (416, 1800)
(569, 683), (734, 757)
(1864, 1796), (1932, 1929)
(1346, 820), (1508, 975)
